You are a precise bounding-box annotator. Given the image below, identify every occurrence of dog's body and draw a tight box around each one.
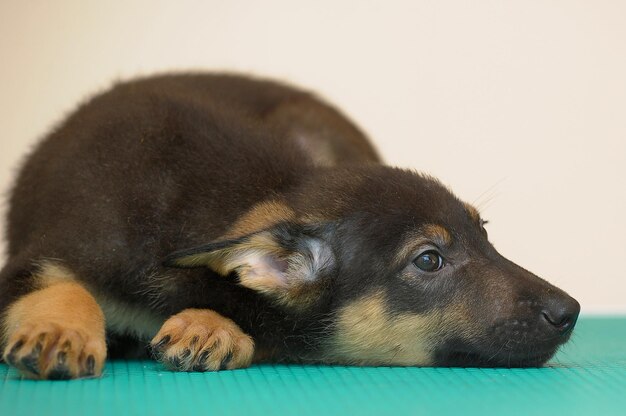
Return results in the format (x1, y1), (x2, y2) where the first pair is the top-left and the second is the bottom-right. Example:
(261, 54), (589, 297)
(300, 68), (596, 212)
(0, 74), (579, 379)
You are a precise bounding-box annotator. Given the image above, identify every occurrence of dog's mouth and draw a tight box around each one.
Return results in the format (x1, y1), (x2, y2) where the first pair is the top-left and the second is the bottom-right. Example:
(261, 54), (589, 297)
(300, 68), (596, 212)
(432, 311), (578, 368)
(439, 348), (558, 368)
(434, 333), (569, 368)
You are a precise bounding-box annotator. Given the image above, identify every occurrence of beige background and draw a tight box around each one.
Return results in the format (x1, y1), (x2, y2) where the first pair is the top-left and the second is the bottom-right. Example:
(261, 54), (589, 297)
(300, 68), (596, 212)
(1, 1), (624, 313)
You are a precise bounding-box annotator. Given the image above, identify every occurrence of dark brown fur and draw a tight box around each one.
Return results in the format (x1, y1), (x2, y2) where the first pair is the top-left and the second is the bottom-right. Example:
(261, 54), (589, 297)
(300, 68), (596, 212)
(0, 73), (579, 379)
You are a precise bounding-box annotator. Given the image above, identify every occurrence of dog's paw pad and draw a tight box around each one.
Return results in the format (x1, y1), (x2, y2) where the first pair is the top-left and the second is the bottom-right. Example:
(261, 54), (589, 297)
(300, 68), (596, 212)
(151, 309), (254, 372)
(2, 323), (106, 380)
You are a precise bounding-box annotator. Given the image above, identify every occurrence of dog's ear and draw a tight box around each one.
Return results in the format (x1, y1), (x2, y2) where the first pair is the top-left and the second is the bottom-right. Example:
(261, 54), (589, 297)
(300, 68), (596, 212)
(163, 223), (335, 307)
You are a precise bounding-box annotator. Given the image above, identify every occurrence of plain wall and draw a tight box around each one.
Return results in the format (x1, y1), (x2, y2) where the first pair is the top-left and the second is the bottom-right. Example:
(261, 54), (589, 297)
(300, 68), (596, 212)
(1, 1), (624, 313)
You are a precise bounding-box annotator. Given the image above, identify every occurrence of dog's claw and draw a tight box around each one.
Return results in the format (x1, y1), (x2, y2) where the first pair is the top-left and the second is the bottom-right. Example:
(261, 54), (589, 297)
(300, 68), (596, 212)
(6, 340), (25, 364)
(2, 323), (106, 380)
(152, 335), (171, 351)
(151, 309), (254, 372)
(85, 355), (96, 376)
(48, 366), (71, 380)
(219, 351), (233, 370)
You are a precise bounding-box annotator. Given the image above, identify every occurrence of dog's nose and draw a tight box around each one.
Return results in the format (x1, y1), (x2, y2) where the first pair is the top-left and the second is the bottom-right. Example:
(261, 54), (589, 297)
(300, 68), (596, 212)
(541, 295), (580, 333)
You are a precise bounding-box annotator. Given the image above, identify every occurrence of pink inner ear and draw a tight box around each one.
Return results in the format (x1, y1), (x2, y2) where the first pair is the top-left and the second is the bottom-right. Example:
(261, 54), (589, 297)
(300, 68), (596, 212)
(265, 255), (289, 274)
(237, 251), (290, 289)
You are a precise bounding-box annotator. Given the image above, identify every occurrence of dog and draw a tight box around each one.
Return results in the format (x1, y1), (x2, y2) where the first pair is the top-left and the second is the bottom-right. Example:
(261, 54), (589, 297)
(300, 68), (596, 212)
(0, 73), (580, 379)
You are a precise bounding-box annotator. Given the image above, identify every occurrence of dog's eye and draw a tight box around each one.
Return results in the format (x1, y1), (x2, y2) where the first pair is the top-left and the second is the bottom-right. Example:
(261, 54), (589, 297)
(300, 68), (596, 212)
(413, 250), (444, 272)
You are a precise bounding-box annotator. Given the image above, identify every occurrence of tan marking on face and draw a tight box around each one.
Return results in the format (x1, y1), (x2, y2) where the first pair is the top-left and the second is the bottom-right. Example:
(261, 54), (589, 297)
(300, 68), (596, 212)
(223, 200), (295, 239)
(423, 224), (452, 246)
(325, 291), (444, 366)
(1, 262), (107, 379)
(463, 202), (481, 224)
(394, 224), (453, 266)
(327, 292), (488, 366)
(441, 301), (484, 342)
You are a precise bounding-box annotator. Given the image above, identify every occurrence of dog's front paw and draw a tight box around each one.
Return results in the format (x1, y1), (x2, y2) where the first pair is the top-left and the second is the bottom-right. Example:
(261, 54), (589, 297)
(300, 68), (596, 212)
(151, 309), (254, 372)
(3, 322), (106, 380)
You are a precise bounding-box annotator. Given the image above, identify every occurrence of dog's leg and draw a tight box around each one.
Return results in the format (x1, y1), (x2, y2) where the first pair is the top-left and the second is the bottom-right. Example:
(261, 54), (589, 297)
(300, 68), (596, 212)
(150, 309), (254, 371)
(1, 263), (106, 379)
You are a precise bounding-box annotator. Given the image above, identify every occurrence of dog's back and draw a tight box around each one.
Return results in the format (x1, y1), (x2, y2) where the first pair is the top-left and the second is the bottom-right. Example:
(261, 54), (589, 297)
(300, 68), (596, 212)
(5, 73), (375, 278)
(7, 73), (378, 256)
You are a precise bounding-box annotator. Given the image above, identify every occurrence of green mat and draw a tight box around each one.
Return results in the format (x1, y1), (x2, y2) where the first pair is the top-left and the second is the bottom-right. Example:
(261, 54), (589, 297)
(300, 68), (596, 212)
(1, 317), (625, 415)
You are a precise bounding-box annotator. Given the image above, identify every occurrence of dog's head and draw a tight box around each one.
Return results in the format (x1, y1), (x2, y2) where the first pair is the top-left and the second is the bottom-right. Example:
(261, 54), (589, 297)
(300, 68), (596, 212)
(165, 165), (579, 367)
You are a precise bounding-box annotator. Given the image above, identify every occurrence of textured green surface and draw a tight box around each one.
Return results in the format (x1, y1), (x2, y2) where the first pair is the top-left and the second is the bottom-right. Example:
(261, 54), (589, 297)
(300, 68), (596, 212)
(1, 317), (625, 415)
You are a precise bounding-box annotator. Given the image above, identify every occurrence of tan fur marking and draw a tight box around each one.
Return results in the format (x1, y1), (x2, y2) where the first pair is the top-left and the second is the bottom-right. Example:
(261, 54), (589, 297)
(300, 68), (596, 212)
(422, 224), (452, 246)
(151, 309), (254, 371)
(441, 300), (484, 341)
(2, 263), (106, 379)
(394, 224), (453, 266)
(35, 261), (77, 288)
(464, 202), (481, 224)
(328, 292), (487, 366)
(327, 291), (440, 366)
(223, 200), (295, 239)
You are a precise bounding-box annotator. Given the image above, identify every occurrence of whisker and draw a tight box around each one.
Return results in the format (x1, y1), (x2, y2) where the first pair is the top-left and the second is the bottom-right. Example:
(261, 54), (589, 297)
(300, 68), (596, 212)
(472, 178), (506, 209)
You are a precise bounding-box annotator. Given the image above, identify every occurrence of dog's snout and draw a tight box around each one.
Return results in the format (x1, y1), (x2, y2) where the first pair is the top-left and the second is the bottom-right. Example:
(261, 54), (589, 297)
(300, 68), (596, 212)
(540, 295), (580, 333)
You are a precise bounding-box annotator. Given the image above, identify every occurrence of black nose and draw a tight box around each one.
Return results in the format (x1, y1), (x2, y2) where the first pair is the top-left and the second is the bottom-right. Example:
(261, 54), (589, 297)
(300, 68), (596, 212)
(541, 296), (580, 333)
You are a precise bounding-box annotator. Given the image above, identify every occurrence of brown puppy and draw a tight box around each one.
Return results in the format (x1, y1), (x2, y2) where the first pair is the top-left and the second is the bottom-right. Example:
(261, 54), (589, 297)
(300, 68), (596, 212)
(0, 73), (579, 379)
